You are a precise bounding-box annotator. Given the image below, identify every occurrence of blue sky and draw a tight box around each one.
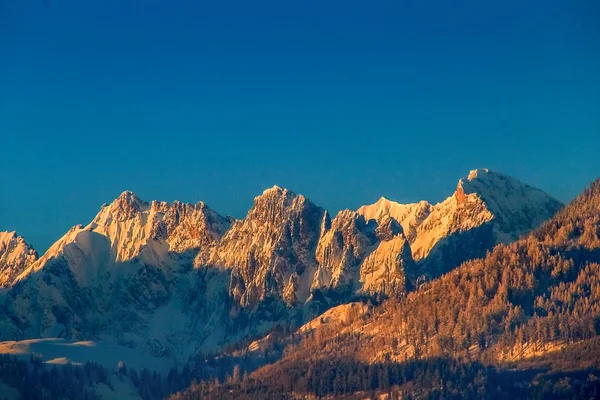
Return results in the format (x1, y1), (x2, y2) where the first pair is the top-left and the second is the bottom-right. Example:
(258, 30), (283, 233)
(1, 0), (599, 251)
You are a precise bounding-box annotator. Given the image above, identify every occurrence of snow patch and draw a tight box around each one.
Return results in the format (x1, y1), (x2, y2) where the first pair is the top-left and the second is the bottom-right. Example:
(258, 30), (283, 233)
(0, 338), (172, 373)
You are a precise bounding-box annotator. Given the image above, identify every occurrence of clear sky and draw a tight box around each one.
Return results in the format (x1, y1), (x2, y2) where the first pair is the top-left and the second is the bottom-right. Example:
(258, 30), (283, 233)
(1, 0), (599, 252)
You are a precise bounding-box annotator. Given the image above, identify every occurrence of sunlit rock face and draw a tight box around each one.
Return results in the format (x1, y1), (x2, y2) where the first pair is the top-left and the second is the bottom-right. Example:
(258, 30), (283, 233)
(312, 210), (379, 293)
(87, 190), (231, 263)
(311, 211), (415, 297)
(358, 169), (563, 277)
(358, 198), (433, 243)
(197, 186), (326, 308)
(0, 231), (37, 288)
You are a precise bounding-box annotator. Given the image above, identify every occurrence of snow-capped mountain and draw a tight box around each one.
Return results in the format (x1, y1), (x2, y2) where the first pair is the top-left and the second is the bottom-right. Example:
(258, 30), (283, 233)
(92, 190), (232, 259)
(15, 191), (232, 284)
(0, 231), (38, 288)
(0, 169), (562, 363)
(196, 187), (417, 311)
(1, 193), (234, 359)
(358, 169), (563, 277)
(196, 186), (326, 308)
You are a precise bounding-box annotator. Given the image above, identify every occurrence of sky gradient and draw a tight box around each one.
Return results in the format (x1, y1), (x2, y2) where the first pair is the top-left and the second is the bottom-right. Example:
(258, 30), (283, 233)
(1, 0), (599, 252)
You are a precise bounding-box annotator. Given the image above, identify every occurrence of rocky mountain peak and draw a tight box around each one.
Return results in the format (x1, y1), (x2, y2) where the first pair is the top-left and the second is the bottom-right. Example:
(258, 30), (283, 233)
(375, 215), (404, 241)
(102, 190), (148, 221)
(199, 187), (326, 308)
(15, 191), (233, 279)
(330, 209), (373, 230)
(92, 193), (231, 262)
(313, 210), (385, 294)
(467, 167), (489, 180)
(454, 168), (500, 203)
(161, 201), (232, 253)
(0, 231), (38, 287)
(453, 169), (563, 242)
(356, 169), (563, 280)
(248, 186), (312, 225)
(357, 197), (432, 242)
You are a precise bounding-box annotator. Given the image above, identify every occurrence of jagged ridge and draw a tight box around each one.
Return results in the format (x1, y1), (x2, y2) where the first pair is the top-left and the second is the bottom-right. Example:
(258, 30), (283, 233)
(0, 231), (37, 287)
(0, 169), (563, 362)
(358, 168), (563, 277)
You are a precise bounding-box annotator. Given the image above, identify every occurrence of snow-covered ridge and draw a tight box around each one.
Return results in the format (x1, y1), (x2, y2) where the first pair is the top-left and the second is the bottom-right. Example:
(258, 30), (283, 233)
(357, 198), (432, 242)
(0, 231), (37, 287)
(3, 191), (238, 357)
(358, 169), (563, 272)
(16, 191), (232, 284)
(0, 170), (562, 359)
(457, 168), (562, 242)
(9, 169), (561, 293)
(90, 190), (231, 261)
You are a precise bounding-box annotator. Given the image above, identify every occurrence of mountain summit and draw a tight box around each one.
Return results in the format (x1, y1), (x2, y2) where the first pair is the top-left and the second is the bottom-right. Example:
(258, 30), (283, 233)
(197, 185), (326, 307)
(0, 231), (38, 287)
(358, 169), (563, 276)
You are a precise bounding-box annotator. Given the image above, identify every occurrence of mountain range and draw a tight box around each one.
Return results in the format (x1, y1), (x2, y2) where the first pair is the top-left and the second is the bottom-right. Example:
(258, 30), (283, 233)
(0, 168), (582, 399)
(196, 176), (600, 399)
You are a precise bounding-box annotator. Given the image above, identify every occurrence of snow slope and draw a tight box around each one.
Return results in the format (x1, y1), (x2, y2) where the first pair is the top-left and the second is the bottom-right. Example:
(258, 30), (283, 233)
(0, 337), (171, 373)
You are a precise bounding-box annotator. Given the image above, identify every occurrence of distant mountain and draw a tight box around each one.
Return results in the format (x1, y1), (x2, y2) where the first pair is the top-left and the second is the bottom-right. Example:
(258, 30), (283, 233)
(0, 193), (235, 359)
(0, 231), (37, 288)
(358, 168), (563, 278)
(17, 190), (232, 283)
(0, 169), (562, 367)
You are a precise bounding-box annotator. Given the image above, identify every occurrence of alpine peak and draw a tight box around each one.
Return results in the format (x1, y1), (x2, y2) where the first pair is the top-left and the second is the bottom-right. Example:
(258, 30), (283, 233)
(260, 185), (287, 196)
(467, 167), (490, 180)
(357, 169), (563, 276)
(255, 185), (304, 203)
(102, 190), (147, 221)
(0, 231), (38, 287)
(116, 190), (143, 204)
